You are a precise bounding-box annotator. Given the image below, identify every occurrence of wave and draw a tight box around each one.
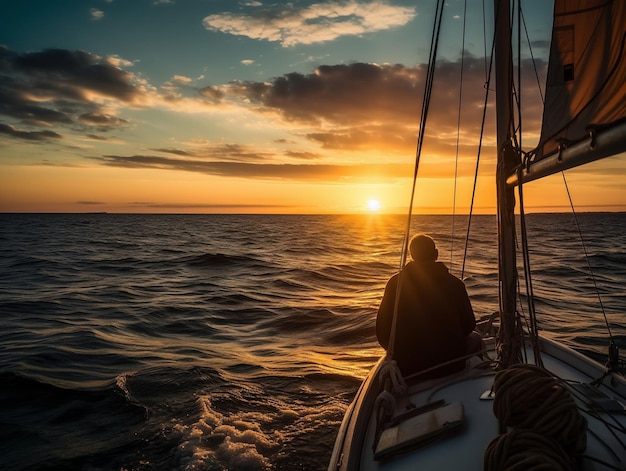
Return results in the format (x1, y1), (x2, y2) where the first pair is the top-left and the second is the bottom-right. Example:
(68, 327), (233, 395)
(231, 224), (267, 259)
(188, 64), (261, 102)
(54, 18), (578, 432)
(257, 307), (338, 334)
(0, 371), (147, 470)
(1, 213), (624, 470)
(188, 252), (267, 268)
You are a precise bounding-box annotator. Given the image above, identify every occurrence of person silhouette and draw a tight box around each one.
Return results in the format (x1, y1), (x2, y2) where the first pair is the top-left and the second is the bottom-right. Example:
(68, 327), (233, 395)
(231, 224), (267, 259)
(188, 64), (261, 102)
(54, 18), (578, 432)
(376, 234), (482, 378)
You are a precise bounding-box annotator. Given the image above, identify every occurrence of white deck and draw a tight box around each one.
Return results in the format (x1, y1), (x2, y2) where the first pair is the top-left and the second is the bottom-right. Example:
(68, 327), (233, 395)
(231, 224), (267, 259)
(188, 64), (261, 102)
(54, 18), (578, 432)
(329, 338), (626, 471)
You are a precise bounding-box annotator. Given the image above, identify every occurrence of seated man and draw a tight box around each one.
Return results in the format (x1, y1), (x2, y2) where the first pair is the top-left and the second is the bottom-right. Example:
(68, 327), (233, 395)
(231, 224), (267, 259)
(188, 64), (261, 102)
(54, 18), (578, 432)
(376, 234), (481, 378)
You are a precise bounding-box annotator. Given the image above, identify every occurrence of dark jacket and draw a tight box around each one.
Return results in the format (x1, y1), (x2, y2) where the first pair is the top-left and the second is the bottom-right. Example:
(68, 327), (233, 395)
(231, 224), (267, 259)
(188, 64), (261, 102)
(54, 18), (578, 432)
(376, 260), (476, 378)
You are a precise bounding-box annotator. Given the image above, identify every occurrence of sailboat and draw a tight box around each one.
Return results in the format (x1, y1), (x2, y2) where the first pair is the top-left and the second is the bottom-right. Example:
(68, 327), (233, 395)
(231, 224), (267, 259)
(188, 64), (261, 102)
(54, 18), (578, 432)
(328, 0), (626, 469)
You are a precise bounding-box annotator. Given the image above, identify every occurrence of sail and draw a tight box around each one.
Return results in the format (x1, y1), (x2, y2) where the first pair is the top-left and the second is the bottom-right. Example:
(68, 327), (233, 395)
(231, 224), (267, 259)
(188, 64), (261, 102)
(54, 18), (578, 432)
(517, 0), (626, 184)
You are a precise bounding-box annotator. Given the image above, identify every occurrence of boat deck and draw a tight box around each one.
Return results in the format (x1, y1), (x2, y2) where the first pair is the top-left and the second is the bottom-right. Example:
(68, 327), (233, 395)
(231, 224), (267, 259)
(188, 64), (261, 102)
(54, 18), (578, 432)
(362, 365), (499, 470)
(330, 338), (626, 471)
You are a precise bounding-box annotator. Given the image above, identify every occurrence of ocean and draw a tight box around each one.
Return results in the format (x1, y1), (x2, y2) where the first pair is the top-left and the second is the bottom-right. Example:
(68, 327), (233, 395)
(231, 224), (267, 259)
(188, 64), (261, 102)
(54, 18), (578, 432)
(1, 212), (624, 470)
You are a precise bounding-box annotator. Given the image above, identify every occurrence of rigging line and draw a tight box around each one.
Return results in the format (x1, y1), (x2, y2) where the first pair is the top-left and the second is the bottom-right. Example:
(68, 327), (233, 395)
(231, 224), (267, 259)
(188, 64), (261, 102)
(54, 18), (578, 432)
(507, 1), (520, 146)
(560, 171), (614, 342)
(451, 0), (468, 271)
(566, 384), (626, 440)
(517, 0), (522, 152)
(388, 0), (446, 360)
(461, 6), (498, 279)
(482, 0), (488, 78)
(508, 2), (521, 151)
(399, 0), (445, 271)
(516, 168), (543, 367)
(520, 7), (544, 103)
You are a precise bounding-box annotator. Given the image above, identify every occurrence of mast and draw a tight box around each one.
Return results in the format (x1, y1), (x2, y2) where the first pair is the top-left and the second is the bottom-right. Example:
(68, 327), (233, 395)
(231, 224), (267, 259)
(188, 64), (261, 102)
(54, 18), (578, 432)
(494, 0), (521, 367)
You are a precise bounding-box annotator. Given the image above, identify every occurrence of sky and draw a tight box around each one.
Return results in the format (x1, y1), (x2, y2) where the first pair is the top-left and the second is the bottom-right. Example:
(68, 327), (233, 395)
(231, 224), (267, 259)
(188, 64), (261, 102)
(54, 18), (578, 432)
(0, 0), (624, 214)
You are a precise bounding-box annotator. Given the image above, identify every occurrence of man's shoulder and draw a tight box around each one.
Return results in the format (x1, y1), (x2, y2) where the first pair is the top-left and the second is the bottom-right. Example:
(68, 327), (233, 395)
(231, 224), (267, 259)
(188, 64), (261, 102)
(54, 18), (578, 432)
(385, 271), (400, 288)
(434, 263), (466, 288)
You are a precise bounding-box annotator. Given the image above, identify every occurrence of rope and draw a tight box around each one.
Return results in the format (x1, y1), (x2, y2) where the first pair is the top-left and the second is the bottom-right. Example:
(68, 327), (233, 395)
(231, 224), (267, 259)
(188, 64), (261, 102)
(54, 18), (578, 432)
(373, 389), (397, 452)
(561, 171), (621, 379)
(560, 172), (613, 343)
(378, 359), (407, 396)
(516, 168), (543, 367)
(387, 0), (446, 360)
(450, 0), (468, 271)
(461, 11), (497, 279)
(516, 1), (522, 154)
(520, 7), (545, 103)
(490, 364), (587, 457)
(484, 430), (573, 471)
(373, 359), (407, 451)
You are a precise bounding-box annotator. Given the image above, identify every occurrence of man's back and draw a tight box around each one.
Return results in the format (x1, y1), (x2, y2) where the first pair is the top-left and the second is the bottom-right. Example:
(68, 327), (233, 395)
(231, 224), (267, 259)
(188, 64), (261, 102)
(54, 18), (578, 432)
(376, 260), (475, 377)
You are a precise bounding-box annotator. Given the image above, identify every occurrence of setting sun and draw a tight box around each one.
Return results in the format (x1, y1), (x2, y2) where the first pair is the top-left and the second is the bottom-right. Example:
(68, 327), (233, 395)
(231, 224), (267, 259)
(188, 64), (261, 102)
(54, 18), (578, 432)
(367, 198), (381, 212)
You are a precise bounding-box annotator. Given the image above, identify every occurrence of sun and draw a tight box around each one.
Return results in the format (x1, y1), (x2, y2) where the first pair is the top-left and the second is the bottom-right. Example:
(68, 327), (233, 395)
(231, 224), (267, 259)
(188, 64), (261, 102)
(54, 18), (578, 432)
(367, 198), (381, 212)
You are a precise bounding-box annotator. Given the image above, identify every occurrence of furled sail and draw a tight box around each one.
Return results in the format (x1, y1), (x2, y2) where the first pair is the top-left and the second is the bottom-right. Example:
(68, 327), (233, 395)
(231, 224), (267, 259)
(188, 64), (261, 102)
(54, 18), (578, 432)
(513, 0), (626, 184)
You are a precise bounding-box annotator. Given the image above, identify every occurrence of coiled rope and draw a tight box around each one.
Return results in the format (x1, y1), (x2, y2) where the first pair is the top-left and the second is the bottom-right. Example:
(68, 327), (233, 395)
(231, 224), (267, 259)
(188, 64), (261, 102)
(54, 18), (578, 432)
(485, 364), (587, 470)
(484, 430), (572, 471)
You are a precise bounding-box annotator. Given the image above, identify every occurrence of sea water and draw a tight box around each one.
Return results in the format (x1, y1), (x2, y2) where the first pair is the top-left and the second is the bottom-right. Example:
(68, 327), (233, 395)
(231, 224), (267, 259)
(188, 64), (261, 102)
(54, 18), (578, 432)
(1, 213), (624, 470)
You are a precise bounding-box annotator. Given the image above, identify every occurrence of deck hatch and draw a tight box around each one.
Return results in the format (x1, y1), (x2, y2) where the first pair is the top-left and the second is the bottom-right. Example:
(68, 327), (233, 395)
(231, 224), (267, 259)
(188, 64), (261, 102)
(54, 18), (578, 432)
(374, 401), (464, 459)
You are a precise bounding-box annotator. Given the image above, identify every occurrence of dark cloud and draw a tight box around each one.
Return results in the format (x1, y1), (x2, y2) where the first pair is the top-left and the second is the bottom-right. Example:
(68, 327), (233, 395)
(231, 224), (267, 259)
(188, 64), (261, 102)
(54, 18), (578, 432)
(94, 153), (410, 181)
(93, 58), (548, 180)
(229, 63), (418, 125)
(530, 39), (551, 51)
(151, 147), (196, 156)
(6, 48), (140, 102)
(0, 46), (146, 141)
(85, 134), (111, 141)
(284, 151), (322, 160)
(0, 42), (549, 185)
(152, 143), (273, 162)
(0, 123), (62, 141)
(225, 59), (547, 154)
(126, 202), (292, 210)
(78, 112), (129, 128)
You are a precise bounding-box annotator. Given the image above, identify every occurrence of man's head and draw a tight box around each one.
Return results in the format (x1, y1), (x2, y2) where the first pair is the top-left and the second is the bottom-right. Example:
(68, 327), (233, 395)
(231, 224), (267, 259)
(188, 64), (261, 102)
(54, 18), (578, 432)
(409, 234), (438, 263)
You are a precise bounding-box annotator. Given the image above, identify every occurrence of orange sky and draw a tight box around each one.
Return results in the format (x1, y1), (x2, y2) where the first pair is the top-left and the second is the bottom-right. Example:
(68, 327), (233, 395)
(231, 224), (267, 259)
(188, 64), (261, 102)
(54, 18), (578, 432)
(1, 1), (624, 214)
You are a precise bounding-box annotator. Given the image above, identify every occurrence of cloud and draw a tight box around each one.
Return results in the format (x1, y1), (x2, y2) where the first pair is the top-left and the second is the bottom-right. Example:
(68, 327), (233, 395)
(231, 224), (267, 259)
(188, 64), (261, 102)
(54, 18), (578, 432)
(85, 134), (113, 141)
(219, 59), (546, 155)
(0, 46), (149, 141)
(0, 123), (62, 141)
(78, 112), (129, 128)
(89, 56), (546, 181)
(127, 202), (291, 210)
(284, 151), (322, 160)
(94, 153), (410, 181)
(530, 39), (551, 51)
(0, 43), (547, 185)
(150, 147), (196, 156)
(202, 1), (416, 46)
(198, 86), (226, 103)
(90, 8), (105, 20)
(152, 143), (274, 162)
(146, 144), (271, 162)
(169, 75), (193, 84)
